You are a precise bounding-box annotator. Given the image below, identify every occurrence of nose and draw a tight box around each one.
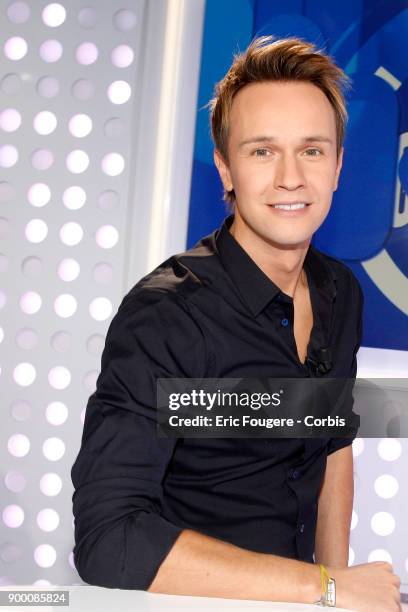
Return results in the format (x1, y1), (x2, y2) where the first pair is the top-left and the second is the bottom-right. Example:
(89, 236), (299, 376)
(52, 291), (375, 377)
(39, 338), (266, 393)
(274, 152), (305, 191)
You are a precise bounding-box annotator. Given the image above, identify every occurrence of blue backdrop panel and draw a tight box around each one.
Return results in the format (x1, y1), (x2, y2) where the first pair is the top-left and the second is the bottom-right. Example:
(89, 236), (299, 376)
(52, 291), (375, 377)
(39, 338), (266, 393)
(187, 0), (408, 351)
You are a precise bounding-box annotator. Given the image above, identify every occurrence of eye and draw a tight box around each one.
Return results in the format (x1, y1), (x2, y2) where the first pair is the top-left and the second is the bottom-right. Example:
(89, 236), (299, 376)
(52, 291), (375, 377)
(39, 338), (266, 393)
(304, 148), (322, 157)
(253, 148), (271, 157)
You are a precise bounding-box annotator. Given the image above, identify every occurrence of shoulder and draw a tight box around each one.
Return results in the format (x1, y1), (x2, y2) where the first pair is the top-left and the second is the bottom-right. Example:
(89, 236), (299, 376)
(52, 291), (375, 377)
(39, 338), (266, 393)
(105, 235), (220, 355)
(118, 231), (221, 319)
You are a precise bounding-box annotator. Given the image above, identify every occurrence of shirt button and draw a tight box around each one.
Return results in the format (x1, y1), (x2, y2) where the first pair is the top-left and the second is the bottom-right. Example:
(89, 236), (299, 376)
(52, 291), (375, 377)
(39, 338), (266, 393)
(289, 468), (300, 480)
(281, 318), (289, 327)
(299, 523), (305, 533)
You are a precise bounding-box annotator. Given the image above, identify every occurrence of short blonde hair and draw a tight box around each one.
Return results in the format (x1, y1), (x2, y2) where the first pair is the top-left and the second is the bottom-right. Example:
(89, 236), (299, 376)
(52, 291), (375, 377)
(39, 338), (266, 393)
(209, 35), (351, 204)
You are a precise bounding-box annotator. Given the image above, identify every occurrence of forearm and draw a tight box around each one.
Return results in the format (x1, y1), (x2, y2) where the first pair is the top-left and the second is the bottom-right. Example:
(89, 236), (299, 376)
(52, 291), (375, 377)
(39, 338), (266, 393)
(315, 446), (354, 567)
(148, 528), (321, 603)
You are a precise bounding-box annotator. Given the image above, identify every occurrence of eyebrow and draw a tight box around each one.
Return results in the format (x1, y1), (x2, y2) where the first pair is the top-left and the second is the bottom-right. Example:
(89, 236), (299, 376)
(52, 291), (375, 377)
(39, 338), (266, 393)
(238, 135), (334, 148)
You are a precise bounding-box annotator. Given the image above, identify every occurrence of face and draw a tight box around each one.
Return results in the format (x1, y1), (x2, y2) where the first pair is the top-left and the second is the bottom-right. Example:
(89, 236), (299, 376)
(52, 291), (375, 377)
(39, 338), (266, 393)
(214, 80), (343, 250)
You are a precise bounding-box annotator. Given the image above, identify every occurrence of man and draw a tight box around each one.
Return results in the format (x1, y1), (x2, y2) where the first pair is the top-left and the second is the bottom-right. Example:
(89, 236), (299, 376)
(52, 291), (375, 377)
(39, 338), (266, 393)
(71, 37), (401, 610)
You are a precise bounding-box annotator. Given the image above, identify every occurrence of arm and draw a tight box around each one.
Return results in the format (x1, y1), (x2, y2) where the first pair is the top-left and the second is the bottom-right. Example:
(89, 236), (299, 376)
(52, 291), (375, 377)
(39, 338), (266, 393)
(71, 292), (205, 589)
(148, 528), (321, 603)
(314, 272), (362, 568)
(315, 445), (354, 568)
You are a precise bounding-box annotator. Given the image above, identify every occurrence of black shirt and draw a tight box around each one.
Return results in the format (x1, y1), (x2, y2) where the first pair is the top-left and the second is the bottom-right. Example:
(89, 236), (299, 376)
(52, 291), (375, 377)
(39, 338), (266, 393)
(71, 214), (363, 590)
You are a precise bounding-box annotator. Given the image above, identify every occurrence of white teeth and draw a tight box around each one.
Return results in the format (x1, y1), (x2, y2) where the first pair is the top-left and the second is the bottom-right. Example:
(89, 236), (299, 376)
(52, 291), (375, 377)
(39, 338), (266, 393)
(273, 203), (307, 210)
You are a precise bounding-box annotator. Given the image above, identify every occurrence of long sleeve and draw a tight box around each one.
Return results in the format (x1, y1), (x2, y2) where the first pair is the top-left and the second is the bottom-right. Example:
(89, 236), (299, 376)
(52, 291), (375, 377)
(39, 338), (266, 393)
(71, 288), (207, 589)
(327, 273), (364, 456)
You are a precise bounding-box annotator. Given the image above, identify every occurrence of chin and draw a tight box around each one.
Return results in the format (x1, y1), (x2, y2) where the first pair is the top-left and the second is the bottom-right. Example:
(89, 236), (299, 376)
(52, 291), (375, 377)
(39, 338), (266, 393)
(259, 228), (314, 249)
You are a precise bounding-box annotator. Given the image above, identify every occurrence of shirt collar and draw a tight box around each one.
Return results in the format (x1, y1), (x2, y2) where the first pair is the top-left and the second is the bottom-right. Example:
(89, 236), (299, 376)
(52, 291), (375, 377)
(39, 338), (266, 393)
(215, 214), (337, 317)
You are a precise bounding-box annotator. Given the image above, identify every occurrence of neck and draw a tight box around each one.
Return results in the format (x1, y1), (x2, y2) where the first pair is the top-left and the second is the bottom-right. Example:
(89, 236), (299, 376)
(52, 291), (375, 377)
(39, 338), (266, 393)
(229, 213), (310, 297)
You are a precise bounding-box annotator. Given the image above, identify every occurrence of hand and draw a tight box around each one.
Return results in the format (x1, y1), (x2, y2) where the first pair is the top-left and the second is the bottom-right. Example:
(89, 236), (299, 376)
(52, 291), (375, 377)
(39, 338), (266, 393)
(331, 561), (401, 612)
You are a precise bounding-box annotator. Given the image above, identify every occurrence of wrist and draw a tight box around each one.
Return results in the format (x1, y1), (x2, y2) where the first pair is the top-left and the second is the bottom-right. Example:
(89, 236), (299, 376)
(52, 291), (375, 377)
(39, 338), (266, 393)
(302, 563), (323, 604)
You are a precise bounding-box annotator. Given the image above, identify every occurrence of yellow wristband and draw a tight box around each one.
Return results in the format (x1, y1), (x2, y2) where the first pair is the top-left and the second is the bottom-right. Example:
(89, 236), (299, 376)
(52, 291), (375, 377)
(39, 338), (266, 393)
(315, 564), (336, 607)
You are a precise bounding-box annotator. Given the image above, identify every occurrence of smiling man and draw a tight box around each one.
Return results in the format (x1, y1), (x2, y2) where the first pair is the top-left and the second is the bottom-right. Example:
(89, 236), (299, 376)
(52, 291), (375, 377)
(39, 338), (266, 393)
(71, 37), (401, 610)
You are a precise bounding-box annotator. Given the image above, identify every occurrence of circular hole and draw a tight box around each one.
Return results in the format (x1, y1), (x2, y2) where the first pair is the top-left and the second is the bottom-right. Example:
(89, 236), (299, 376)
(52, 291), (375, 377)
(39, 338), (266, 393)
(42, 3), (66, 27)
(93, 262), (113, 284)
(46, 401), (68, 425)
(377, 438), (401, 461)
(25, 218), (48, 243)
(33, 111), (57, 135)
(71, 78), (94, 100)
(36, 76), (60, 98)
(0, 182), (15, 202)
(68, 551), (75, 569)
(8, 433), (30, 458)
(48, 366), (71, 390)
(13, 362), (36, 386)
(101, 152), (125, 176)
(104, 117), (124, 140)
(370, 511), (395, 536)
(368, 549), (392, 563)
(57, 258), (80, 281)
(107, 80), (131, 104)
(34, 544), (57, 568)
(95, 225), (119, 249)
(20, 291), (42, 314)
(4, 36), (28, 61)
(22, 256), (43, 278)
(31, 148), (54, 170)
(59, 222), (83, 246)
(68, 114), (92, 138)
(374, 474), (399, 499)
(113, 9), (137, 31)
(37, 508), (60, 532)
(16, 328), (38, 350)
(42, 437), (65, 461)
(27, 183), (51, 207)
(54, 294), (77, 318)
(111, 45), (134, 68)
(76, 42), (98, 65)
(4, 471), (26, 493)
(0, 145), (19, 168)
(83, 370), (98, 392)
(86, 334), (105, 355)
(98, 190), (119, 211)
(0, 290), (6, 309)
(39, 473), (62, 496)
(66, 150), (89, 174)
(1, 543), (22, 563)
(1, 73), (22, 95)
(7, 2), (31, 24)
(78, 7), (97, 28)
(89, 297), (113, 321)
(10, 399), (31, 421)
(2, 505), (24, 528)
(50, 331), (71, 353)
(0, 108), (22, 132)
(39, 39), (63, 63)
(63, 186), (86, 210)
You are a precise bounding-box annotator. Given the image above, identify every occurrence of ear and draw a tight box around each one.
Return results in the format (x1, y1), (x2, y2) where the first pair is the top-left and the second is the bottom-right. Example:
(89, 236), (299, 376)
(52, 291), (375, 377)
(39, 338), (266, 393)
(213, 149), (233, 192)
(333, 146), (344, 192)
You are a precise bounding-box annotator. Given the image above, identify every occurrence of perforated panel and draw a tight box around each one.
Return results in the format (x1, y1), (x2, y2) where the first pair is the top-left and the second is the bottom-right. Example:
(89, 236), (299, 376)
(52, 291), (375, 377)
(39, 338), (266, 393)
(0, 0), (146, 585)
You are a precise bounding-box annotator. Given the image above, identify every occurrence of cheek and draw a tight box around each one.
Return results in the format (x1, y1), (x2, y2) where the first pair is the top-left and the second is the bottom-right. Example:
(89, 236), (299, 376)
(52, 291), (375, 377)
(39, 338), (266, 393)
(233, 163), (272, 195)
(306, 166), (338, 194)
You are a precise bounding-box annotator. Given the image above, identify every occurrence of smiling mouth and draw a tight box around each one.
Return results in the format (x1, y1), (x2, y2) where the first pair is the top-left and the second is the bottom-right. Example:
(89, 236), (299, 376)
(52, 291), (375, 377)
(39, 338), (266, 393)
(269, 202), (311, 210)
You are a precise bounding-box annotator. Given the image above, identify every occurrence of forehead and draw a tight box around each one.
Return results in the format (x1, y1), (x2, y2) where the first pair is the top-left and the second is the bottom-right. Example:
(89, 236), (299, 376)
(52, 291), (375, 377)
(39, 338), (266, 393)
(228, 80), (336, 142)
